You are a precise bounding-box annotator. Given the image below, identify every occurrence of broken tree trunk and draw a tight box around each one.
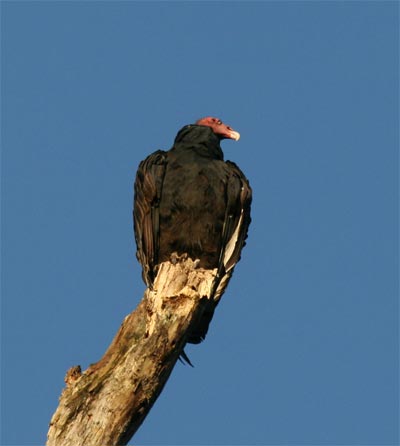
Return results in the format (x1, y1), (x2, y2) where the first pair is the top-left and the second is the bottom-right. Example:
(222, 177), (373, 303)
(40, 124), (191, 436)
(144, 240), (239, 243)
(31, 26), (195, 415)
(46, 257), (216, 446)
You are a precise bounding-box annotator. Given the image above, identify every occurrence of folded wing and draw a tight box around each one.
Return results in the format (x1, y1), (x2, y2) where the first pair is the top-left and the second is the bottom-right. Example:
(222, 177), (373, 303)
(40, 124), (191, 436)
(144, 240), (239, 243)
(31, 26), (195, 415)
(133, 150), (168, 288)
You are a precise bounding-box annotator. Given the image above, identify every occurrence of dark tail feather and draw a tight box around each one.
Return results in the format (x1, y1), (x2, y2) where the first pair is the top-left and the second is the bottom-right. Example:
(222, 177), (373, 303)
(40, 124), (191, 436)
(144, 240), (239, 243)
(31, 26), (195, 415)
(179, 349), (194, 367)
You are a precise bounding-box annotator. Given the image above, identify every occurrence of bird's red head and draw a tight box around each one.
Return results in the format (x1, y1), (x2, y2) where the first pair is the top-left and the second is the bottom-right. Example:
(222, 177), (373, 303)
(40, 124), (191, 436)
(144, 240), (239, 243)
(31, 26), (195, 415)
(195, 117), (240, 141)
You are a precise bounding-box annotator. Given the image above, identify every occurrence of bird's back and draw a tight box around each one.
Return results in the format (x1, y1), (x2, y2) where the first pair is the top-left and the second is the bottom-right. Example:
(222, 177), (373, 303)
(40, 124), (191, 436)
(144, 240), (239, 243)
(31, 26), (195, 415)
(158, 148), (229, 269)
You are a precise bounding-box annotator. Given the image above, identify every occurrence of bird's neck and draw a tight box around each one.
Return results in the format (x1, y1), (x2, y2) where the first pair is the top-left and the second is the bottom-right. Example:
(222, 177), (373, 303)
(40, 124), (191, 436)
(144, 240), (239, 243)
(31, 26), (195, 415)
(171, 125), (224, 160)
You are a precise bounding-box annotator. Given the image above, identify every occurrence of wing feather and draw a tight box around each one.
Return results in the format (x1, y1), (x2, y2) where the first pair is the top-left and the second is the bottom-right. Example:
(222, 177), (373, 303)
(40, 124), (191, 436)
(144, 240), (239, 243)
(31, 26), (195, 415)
(187, 160), (252, 344)
(133, 150), (168, 287)
(222, 161), (252, 273)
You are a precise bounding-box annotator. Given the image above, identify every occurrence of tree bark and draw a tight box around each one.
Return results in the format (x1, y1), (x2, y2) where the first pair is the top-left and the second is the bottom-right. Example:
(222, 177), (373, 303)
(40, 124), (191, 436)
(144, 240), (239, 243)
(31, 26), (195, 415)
(46, 256), (216, 446)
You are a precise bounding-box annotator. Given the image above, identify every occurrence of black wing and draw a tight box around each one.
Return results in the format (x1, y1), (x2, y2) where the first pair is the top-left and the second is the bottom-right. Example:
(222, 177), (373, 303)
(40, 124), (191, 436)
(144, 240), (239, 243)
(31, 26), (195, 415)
(133, 150), (168, 287)
(187, 160), (252, 344)
(219, 160), (252, 278)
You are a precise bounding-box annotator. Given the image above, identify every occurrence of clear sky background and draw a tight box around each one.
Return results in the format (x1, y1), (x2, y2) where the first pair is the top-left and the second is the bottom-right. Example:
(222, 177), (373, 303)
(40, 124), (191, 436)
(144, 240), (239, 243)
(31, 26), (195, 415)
(1, 1), (398, 445)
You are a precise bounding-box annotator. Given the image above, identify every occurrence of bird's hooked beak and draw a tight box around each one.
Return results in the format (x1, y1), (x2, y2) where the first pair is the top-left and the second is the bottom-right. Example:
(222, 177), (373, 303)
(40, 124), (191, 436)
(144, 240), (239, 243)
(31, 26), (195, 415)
(195, 117), (240, 141)
(226, 127), (240, 141)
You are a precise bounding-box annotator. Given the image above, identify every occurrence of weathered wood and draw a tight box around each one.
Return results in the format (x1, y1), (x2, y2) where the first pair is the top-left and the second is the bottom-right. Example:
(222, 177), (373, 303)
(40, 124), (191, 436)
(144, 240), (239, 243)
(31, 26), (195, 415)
(46, 257), (216, 446)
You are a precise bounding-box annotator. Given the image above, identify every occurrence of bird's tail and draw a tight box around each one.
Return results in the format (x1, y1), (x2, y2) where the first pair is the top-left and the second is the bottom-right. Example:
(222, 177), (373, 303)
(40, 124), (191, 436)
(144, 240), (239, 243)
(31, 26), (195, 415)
(179, 349), (194, 367)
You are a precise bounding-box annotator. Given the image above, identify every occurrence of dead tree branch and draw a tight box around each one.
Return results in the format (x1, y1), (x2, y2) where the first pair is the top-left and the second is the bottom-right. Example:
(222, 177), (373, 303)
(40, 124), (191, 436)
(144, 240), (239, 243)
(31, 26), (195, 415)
(47, 257), (215, 446)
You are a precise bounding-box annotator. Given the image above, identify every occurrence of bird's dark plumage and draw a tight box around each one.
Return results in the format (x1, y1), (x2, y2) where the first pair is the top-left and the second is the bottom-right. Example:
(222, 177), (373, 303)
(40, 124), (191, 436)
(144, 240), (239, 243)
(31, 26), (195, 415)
(134, 118), (251, 344)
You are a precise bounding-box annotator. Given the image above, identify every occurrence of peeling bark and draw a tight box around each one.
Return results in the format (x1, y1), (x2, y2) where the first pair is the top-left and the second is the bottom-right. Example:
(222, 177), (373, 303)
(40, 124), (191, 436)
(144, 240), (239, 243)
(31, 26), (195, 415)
(47, 257), (216, 446)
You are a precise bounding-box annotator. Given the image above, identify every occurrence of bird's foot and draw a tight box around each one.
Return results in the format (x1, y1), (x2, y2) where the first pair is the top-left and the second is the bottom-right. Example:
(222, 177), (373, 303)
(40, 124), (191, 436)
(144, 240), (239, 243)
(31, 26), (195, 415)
(170, 252), (188, 264)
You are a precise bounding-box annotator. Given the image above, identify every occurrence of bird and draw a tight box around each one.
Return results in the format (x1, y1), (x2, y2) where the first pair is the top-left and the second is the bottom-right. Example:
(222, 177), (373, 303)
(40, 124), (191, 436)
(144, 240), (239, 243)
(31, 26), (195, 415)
(133, 117), (252, 345)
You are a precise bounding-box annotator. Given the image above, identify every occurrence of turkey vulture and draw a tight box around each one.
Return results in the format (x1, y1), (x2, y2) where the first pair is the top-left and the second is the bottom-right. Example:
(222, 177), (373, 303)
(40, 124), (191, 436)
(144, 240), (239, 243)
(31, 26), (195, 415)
(133, 117), (252, 344)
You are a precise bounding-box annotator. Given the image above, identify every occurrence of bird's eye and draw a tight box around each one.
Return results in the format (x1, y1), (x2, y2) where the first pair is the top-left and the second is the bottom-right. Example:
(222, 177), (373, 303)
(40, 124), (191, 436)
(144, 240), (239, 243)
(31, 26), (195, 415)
(217, 120), (222, 125)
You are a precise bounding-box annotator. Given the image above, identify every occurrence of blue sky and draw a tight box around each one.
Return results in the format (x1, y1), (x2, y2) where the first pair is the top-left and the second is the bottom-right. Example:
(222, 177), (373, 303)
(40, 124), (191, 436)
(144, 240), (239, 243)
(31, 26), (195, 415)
(1, 1), (398, 445)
